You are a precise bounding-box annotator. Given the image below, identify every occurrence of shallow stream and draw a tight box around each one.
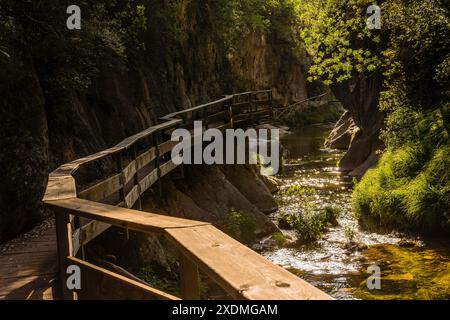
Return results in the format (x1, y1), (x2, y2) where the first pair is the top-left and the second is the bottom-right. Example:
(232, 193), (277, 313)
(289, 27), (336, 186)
(262, 125), (450, 300)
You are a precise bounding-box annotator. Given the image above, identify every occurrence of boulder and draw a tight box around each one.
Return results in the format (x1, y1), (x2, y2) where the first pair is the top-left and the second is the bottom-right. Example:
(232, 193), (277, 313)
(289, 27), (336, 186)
(145, 165), (279, 238)
(219, 165), (278, 214)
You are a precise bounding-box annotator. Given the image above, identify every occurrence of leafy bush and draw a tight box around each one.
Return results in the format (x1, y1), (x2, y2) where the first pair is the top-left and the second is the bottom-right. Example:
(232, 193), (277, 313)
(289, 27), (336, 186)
(222, 208), (257, 243)
(272, 231), (288, 246)
(280, 206), (341, 243)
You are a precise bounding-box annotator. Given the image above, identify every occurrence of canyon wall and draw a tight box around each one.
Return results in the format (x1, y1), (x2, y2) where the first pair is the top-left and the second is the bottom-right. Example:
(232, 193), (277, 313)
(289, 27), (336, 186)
(0, 1), (308, 241)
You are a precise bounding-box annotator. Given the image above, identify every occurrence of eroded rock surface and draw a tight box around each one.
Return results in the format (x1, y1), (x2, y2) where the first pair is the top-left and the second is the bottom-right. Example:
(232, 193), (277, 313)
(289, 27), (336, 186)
(328, 73), (385, 176)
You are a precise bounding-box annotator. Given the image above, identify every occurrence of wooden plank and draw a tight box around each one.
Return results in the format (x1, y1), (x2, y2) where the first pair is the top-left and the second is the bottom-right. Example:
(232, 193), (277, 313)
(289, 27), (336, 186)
(78, 174), (122, 202)
(232, 101), (251, 108)
(255, 100), (270, 107)
(0, 251), (58, 278)
(45, 198), (210, 235)
(54, 212), (75, 300)
(44, 175), (76, 201)
(136, 147), (157, 171)
(216, 123), (233, 132)
(79, 221), (111, 246)
(122, 160), (137, 185)
(161, 97), (232, 121)
(125, 185), (140, 209)
(0, 275), (57, 300)
(138, 169), (159, 195)
(67, 257), (179, 300)
(72, 228), (81, 256)
(2, 232), (56, 255)
(0, 225), (59, 300)
(180, 255), (200, 300)
(166, 225), (332, 300)
(158, 140), (178, 156)
(160, 160), (180, 178)
(207, 110), (228, 123)
(43, 120), (182, 201)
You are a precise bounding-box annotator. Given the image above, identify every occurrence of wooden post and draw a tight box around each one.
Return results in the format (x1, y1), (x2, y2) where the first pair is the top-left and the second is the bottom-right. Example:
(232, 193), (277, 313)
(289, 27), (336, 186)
(228, 100), (234, 129)
(202, 107), (209, 130)
(269, 90), (274, 119)
(250, 93), (255, 126)
(116, 152), (130, 240)
(180, 255), (200, 300)
(115, 152), (125, 205)
(131, 145), (142, 211)
(153, 133), (163, 197)
(55, 212), (76, 300)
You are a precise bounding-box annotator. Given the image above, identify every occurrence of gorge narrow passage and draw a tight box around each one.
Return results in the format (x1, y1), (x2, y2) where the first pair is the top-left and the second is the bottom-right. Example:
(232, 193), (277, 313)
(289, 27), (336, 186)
(261, 125), (450, 300)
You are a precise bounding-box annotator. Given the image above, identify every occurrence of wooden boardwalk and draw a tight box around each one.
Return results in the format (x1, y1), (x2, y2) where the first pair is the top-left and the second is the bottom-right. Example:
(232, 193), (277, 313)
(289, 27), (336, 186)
(1, 90), (332, 300)
(0, 224), (59, 300)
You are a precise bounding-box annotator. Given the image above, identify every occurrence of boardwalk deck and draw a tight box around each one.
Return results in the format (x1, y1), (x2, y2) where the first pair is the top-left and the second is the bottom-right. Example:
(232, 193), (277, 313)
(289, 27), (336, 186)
(0, 225), (59, 300)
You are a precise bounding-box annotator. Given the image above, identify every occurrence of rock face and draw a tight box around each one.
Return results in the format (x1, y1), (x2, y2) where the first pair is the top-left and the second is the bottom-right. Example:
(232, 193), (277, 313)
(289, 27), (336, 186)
(230, 31), (308, 105)
(328, 73), (385, 176)
(0, 37), (49, 241)
(143, 166), (279, 238)
(219, 165), (278, 214)
(0, 3), (308, 241)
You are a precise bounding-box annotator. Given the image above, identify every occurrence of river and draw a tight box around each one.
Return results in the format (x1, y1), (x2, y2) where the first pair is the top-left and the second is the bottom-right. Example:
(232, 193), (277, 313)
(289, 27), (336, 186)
(261, 124), (450, 300)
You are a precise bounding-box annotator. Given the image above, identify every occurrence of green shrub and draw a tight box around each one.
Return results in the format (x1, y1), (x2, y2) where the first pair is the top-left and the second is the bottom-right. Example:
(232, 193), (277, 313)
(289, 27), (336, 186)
(272, 232), (288, 246)
(280, 185), (315, 197)
(222, 208), (257, 243)
(322, 205), (342, 226)
(344, 226), (356, 243)
(280, 206), (341, 243)
(138, 263), (180, 297)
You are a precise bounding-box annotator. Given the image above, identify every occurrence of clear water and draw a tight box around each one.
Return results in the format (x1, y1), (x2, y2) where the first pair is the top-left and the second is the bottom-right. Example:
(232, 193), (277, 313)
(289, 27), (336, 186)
(262, 125), (450, 300)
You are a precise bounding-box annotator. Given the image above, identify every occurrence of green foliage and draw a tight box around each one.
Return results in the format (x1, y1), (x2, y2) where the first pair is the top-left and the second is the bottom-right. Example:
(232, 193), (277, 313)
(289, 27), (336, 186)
(280, 206), (341, 243)
(138, 263), (181, 297)
(297, 0), (383, 84)
(353, 144), (450, 233)
(344, 226), (356, 243)
(272, 231), (288, 246)
(350, 0), (450, 235)
(1, 0), (148, 92)
(222, 208), (257, 243)
(323, 205), (342, 226)
(382, 0), (450, 110)
(281, 184), (315, 197)
(278, 184), (316, 206)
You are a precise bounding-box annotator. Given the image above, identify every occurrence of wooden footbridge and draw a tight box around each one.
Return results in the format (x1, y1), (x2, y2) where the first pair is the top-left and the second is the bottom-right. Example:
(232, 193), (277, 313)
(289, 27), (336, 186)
(7, 91), (332, 300)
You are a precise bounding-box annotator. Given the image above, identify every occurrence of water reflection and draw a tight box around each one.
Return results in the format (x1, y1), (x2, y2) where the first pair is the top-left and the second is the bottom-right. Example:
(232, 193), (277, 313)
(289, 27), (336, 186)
(262, 125), (450, 300)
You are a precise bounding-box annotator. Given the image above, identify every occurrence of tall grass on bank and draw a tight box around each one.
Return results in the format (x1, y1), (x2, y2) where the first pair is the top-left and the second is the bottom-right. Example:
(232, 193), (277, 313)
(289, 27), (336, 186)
(353, 144), (450, 234)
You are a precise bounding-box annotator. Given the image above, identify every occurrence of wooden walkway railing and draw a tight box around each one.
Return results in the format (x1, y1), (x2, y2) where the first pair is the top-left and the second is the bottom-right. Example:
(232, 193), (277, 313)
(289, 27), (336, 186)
(43, 90), (332, 300)
(273, 92), (340, 120)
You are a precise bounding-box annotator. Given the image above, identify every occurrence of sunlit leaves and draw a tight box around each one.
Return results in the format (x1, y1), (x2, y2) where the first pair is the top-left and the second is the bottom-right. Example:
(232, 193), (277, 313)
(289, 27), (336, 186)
(297, 0), (382, 84)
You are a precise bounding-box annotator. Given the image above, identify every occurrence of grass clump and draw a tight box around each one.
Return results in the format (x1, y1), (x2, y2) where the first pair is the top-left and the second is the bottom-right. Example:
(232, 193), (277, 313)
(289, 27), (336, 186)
(222, 208), (257, 243)
(279, 206), (341, 243)
(353, 144), (450, 234)
(272, 231), (288, 246)
(281, 185), (315, 197)
(278, 184), (316, 206)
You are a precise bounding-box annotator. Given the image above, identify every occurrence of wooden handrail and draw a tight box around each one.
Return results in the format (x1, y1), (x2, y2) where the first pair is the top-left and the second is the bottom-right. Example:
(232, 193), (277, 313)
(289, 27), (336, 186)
(274, 92), (330, 119)
(43, 90), (332, 300)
